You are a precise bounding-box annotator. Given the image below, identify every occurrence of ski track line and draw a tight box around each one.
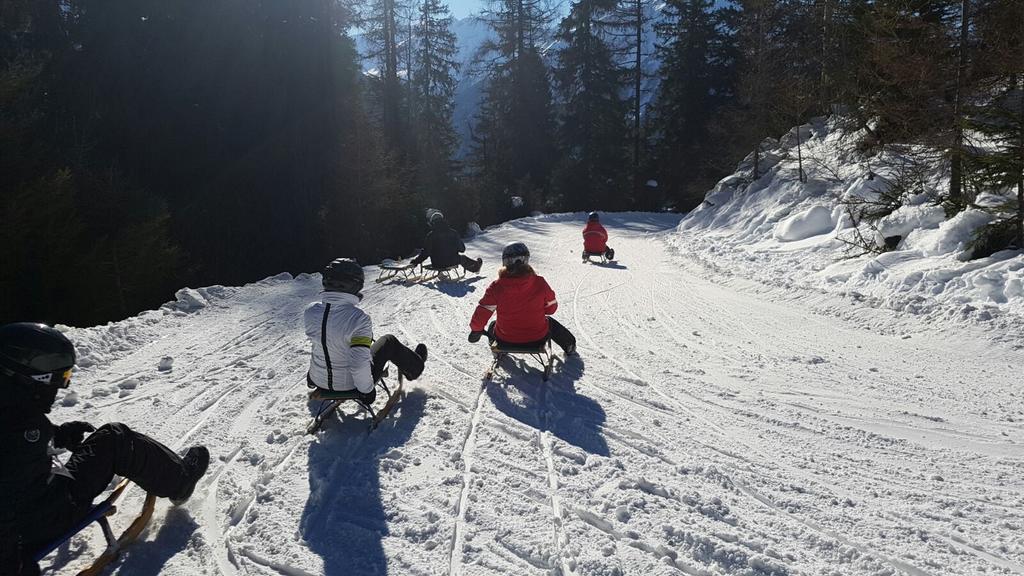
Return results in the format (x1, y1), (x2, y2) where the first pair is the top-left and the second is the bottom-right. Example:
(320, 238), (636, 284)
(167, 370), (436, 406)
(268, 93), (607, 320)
(592, 289), (726, 434)
(933, 533), (1024, 574)
(299, 419), (376, 542)
(570, 257), (719, 434)
(447, 380), (488, 576)
(199, 376), (309, 576)
(577, 231), (957, 572)
(538, 378), (569, 576)
(565, 504), (704, 576)
(199, 444), (247, 576)
(234, 546), (318, 576)
(566, 222), (978, 575)
(635, 270), (1022, 540)
(734, 479), (936, 576)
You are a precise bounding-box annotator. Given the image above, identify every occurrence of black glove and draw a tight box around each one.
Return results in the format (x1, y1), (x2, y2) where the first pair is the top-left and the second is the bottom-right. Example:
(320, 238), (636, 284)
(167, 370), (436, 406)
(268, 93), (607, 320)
(53, 421), (96, 450)
(468, 331), (483, 343)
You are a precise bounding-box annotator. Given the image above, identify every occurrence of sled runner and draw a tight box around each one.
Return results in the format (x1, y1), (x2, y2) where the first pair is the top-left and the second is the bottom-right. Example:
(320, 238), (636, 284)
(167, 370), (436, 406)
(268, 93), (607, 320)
(420, 263), (466, 282)
(306, 369), (405, 434)
(32, 478), (156, 576)
(581, 250), (612, 264)
(376, 259), (420, 283)
(485, 339), (557, 382)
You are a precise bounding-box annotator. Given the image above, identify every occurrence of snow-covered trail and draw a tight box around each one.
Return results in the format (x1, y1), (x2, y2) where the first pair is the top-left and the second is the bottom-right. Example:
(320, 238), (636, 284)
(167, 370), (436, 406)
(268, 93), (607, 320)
(48, 213), (1023, 576)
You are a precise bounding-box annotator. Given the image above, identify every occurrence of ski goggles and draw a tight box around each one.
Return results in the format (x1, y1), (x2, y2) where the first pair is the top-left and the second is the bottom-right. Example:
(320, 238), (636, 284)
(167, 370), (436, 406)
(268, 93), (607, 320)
(28, 368), (73, 388)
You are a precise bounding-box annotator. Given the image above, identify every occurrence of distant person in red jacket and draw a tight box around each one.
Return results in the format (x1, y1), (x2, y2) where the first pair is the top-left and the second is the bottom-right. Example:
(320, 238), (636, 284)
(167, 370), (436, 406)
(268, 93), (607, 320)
(582, 212), (615, 260)
(468, 242), (577, 356)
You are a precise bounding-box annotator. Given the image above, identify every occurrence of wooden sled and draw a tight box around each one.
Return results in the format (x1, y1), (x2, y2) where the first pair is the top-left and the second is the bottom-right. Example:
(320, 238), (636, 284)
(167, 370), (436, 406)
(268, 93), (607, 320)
(485, 339), (557, 382)
(582, 250), (612, 264)
(420, 264), (466, 282)
(377, 260), (420, 283)
(33, 478), (156, 576)
(306, 370), (405, 434)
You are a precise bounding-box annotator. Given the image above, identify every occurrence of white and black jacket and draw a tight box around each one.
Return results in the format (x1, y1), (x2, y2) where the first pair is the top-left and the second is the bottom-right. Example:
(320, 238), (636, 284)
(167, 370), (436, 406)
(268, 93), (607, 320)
(304, 292), (374, 393)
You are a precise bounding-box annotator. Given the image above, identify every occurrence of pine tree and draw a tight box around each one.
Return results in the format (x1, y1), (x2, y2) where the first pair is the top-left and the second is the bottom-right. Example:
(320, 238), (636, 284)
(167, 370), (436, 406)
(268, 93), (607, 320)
(364, 0), (408, 150)
(649, 0), (736, 205)
(965, 0), (1024, 253)
(470, 0), (559, 218)
(553, 0), (630, 209)
(412, 0), (461, 208)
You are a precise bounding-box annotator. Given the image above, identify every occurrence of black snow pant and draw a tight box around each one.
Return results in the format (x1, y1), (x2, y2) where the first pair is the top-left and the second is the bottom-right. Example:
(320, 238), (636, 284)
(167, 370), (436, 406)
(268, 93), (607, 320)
(487, 318), (576, 355)
(371, 334), (425, 382)
(414, 254), (480, 273)
(547, 318), (576, 353)
(459, 255), (482, 273)
(26, 423), (189, 551)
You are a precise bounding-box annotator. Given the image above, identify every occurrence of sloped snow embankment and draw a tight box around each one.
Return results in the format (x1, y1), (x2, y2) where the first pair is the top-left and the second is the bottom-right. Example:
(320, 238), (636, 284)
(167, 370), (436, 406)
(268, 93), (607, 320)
(675, 118), (1024, 339)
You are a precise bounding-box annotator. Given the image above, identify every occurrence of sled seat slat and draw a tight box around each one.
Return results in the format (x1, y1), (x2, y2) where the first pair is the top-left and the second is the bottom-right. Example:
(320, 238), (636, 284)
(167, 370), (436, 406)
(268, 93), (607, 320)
(308, 388), (367, 401)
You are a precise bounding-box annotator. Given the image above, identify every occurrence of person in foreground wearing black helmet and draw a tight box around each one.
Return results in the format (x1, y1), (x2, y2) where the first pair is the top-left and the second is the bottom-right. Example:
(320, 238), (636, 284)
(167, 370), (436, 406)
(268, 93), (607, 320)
(410, 211), (483, 274)
(305, 258), (429, 402)
(0, 323), (210, 576)
(583, 212), (615, 261)
(467, 242), (577, 356)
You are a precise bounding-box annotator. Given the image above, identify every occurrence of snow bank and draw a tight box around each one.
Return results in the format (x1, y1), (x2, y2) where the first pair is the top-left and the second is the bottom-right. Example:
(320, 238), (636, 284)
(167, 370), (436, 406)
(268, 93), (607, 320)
(677, 118), (1024, 324)
(64, 272), (308, 371)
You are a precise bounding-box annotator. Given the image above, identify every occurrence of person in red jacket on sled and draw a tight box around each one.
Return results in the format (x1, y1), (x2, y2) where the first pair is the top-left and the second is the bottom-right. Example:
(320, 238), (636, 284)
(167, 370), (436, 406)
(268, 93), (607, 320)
(582, 212), (615, 262)
(468, 242), (577, 357)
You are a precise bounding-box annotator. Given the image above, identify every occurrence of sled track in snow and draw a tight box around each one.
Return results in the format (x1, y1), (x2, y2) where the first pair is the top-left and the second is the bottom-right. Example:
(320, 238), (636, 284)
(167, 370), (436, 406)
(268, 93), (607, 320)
(538, 378), (569, 575)
(447, 380), (488, 576)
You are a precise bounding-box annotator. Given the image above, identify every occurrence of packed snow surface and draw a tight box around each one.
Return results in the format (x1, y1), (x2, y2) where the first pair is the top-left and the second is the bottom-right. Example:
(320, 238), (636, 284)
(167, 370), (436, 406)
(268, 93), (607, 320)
(44, 213), (1024, 576)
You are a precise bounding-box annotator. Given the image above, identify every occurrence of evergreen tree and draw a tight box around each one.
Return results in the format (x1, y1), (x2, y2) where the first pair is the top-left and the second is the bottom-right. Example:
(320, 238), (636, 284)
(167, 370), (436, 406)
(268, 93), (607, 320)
(649, 0), (736, 207)
(363, 0), (408, 150)
(553, 0), (631, 210)
(412, 0), (462, 209)
(965, 0), (1024, 253)
(470, 0), (559, 218)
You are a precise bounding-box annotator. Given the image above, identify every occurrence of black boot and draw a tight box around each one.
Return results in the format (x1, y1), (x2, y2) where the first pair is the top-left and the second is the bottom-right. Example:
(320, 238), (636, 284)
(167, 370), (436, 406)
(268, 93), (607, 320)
(171, 446), (210, 505)
(359, 388), (377, 405)
(415, 343), (428, 363)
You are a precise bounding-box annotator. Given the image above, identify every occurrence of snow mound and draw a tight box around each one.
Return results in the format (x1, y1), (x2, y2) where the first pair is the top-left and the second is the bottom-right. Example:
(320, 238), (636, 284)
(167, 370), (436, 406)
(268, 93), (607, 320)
(677, 117), (1024, 324)
(774, 205), (835, 242)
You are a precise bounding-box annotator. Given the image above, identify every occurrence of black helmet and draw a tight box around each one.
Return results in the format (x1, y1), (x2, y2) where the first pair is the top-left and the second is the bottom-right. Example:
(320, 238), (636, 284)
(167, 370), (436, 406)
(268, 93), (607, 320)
(0, 323), (76, 414)
(501, 242), (530, 268)
(588, 211), (599, 222)
(322, 258), (364, 296)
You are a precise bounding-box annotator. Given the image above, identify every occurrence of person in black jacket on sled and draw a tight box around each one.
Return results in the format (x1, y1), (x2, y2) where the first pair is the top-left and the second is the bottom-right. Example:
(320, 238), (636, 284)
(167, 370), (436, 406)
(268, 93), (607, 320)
(411, 211), (483, 273)
(0, 323), (210, 576)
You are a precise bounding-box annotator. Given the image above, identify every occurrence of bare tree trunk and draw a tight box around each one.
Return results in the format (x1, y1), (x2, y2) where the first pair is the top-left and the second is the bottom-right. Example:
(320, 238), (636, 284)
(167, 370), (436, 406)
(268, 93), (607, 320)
(406, 10), (415, 135)
(383, 0), (401, 147)
(633, 0), (642, 199)
(817, 0), (832, 114)
(1017, 74), (1024, 248)
(797, 124), (806, 183)
(949, 0), (971, 204)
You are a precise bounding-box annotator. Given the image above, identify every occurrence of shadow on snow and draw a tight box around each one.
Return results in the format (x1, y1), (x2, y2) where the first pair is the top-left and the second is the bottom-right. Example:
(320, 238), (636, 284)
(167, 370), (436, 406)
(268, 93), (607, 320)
(486, 355), (608, 456)
(300, 388), (427, 576)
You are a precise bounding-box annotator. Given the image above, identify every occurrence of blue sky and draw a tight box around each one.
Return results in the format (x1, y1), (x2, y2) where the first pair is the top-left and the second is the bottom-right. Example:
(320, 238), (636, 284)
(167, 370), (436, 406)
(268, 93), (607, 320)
(448, 0), (479, 19)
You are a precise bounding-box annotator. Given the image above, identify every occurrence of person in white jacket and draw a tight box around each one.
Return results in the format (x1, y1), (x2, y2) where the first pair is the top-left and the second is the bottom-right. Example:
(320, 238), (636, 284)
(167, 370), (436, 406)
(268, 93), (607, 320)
(305, 258), (427, 402)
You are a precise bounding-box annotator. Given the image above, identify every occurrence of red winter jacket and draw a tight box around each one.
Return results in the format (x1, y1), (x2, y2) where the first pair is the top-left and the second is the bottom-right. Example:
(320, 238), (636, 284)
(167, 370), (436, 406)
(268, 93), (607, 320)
(583, 221), (609, 253)
(470, 273), (557, 343)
